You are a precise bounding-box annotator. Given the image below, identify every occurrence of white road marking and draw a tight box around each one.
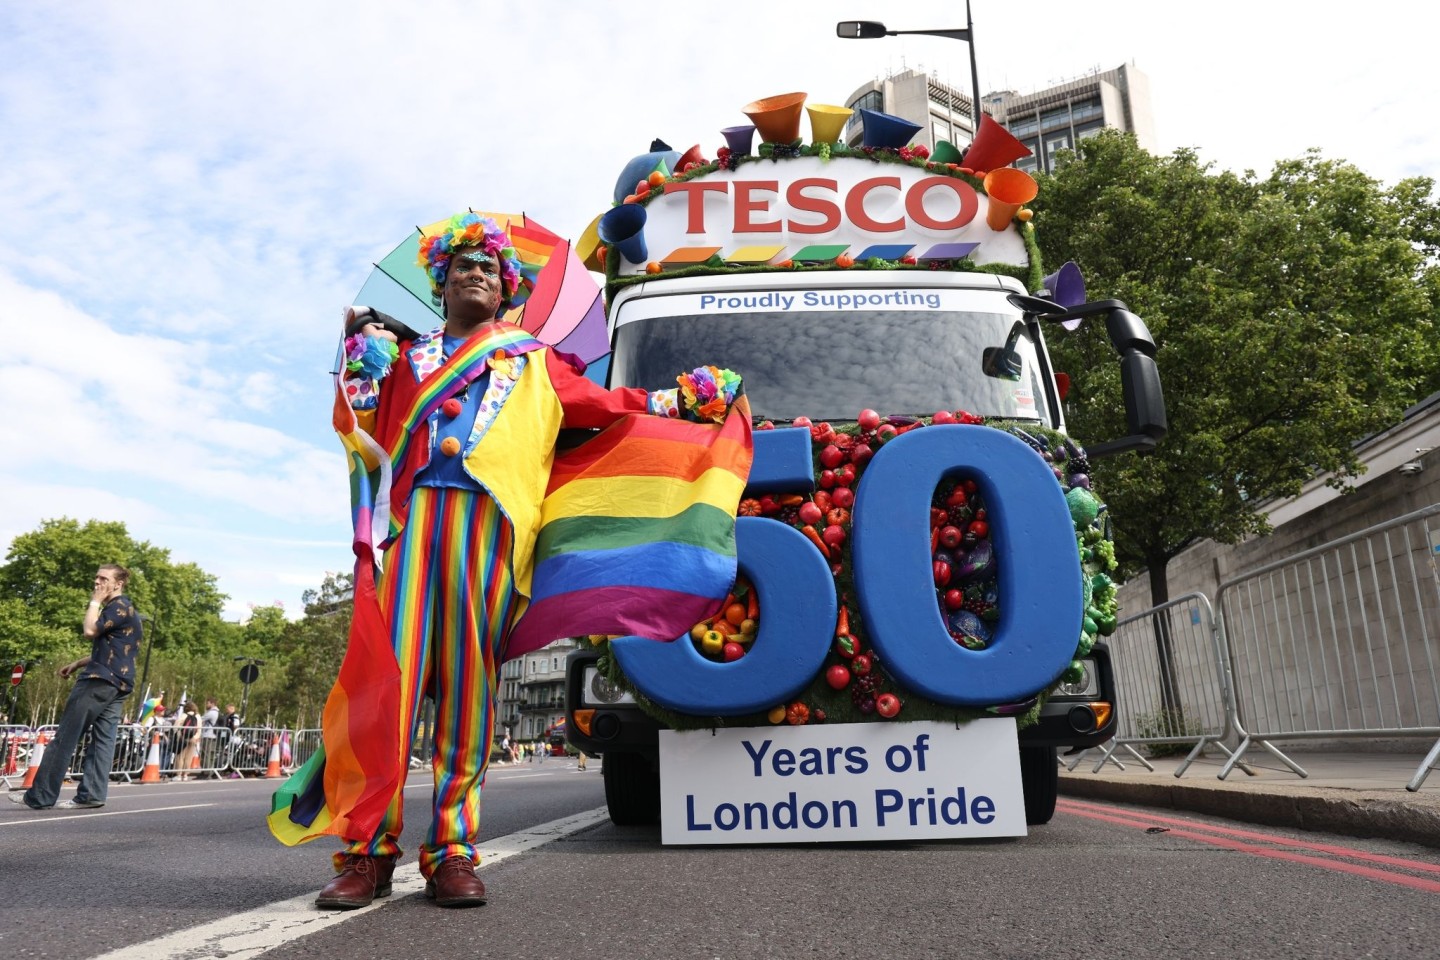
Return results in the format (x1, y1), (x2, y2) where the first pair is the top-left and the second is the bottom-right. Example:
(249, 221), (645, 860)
(0, 803), (215, 826)
(87, 805), (611, 960)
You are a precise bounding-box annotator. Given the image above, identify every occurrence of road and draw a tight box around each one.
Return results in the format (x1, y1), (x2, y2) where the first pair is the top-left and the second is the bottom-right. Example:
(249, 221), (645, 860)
(3, 759), (1438, 960)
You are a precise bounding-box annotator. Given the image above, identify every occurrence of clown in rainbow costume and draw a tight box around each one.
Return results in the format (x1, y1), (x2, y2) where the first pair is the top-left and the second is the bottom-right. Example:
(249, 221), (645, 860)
(269, 212), (750, 909)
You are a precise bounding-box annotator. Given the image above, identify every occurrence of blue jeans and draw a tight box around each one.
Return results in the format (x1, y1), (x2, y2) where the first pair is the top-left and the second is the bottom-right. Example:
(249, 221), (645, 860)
(24, 678), (126, 808)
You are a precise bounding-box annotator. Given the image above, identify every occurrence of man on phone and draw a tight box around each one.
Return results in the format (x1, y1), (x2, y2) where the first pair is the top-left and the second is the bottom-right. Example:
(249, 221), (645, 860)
(8, 565), (142, 810)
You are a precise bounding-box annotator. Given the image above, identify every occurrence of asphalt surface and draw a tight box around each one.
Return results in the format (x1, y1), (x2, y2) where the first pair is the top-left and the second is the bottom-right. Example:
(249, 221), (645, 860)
(4, 750), (1440, 959)
(1058, 743), (1440, 848)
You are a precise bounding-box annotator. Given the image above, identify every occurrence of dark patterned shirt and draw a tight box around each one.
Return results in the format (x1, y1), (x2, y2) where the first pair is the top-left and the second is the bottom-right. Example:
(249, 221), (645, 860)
(79, 595), (142, 696)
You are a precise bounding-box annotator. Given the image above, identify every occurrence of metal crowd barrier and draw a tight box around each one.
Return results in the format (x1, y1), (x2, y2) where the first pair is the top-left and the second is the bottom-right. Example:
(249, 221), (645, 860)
(1216, 504), (1440, 789)
(1081, 593), (1253, 778)
(229, 727), (285, 775)
(1, 724), (36, 788)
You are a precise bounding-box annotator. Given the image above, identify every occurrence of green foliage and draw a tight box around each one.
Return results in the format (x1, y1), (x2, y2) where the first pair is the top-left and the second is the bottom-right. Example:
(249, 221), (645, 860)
(1035, 131), (1440, 598)
(270, 572), (353, 729)
(1133, 707), (1206, 758)
(0, 519), (354, 729)
(0, 517), (233, 656)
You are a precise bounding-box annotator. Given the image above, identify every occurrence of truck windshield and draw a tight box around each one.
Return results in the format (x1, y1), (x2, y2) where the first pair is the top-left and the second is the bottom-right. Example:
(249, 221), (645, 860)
(609, 291), (1053, 424)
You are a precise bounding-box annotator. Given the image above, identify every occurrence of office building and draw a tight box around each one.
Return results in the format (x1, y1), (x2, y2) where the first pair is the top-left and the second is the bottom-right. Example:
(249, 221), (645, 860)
(843, 62), (1155, 174)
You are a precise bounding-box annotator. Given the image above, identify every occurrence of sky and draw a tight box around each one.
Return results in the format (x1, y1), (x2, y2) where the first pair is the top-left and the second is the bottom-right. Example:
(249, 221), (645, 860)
(2, 1), (1437, 622)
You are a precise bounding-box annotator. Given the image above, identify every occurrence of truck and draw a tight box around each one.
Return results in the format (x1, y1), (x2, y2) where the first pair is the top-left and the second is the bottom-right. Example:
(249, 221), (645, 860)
(563, 98), (1166, 841)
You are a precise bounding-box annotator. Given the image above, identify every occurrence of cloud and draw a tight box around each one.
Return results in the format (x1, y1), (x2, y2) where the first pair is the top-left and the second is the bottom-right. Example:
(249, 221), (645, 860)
(3, 0), (1436, 621)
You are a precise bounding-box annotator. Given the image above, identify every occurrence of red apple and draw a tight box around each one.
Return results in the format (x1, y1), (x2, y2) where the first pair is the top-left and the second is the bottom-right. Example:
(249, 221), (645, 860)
(822, 524), (846, 547)
(876, 693), (901, 718)
(933, 560), (952, 586)
(944, 588), (965, 610)
(848, 442), (874, 468)
(857, 409), (881, 431)
(819, 469), (837, 489)
(825, 664), (851, 690)
(969, 520), (990, 539)
(830, 486), (855, 509)
(722, 642), (746, 662)
(939, 525), (963, 549)
(946, 488), (967, 508)
(792, 416), (812, 429)
(819, 444), (844, 468)
(798, 502), (823, 525)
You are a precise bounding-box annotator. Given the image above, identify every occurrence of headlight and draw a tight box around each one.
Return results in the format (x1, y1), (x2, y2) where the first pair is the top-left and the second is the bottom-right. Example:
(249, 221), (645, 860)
(583, 665), (636, 706)
(1051, 658), (1100, 699)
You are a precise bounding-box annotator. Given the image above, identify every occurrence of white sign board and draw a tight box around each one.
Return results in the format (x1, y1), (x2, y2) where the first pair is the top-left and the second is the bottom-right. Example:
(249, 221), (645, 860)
(659, 718), (1026, 844)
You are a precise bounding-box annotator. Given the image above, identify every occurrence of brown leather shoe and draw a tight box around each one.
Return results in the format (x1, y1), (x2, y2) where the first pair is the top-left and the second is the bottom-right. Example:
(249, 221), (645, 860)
(315, 854), (396, 909)
(425, 856), (487, 907)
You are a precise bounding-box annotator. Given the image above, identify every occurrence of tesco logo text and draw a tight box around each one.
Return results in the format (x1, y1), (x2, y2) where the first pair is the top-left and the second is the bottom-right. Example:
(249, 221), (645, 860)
(661, 176), (980, 235)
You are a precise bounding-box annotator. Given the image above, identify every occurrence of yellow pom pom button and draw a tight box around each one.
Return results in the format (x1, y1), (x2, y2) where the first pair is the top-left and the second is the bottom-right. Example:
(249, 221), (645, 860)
(442, 398), (463, 418)
(439, 436), (462, 457)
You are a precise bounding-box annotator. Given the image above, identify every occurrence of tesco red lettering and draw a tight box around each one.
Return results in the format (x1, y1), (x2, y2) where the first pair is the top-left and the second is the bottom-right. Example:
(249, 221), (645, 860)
(661, 176), (978, 235)
(785, 178), (842, 235)
(845, 177), (905, 232)
(733, 180), (782, 233)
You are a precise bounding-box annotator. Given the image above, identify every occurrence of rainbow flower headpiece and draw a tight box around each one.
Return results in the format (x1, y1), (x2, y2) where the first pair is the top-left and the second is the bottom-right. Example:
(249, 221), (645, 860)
(417, 212), (526, 310)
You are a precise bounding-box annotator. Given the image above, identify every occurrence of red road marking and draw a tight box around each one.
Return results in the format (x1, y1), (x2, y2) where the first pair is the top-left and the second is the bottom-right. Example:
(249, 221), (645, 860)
(1056, 800), (1440, 894)
(1057, 798), (1440, 874)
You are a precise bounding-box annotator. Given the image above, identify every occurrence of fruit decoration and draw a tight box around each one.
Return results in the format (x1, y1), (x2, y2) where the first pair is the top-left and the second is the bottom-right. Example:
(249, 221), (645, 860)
(596, 405), (1119, 734)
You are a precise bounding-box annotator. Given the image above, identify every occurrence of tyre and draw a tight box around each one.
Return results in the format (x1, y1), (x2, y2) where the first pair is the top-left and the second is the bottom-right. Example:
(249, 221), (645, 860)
(602, 750), (661, 825)
(1020, 745), (1058, 825)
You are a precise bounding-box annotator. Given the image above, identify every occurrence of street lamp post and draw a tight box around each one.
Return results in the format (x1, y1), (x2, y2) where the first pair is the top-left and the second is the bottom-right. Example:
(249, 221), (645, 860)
(837, 0), (984, 140)
(138, 613), (157, 694)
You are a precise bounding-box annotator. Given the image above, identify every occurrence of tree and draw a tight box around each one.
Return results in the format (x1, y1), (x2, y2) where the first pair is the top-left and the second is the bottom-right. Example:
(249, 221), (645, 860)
(0, 518), (233, 657)
(272, 572), (353, 729)
(1035, 132), (1439, 714)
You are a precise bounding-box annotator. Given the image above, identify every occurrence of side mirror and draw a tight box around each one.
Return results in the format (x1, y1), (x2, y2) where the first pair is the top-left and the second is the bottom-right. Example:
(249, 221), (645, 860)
(982, 321), (1026, 381)
(1047, 300), (1168, 458)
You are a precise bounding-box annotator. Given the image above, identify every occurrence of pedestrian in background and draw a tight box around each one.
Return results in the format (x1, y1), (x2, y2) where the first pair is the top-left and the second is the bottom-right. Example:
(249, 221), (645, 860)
(7, 564), (142, 810)
(174, 701), (201, 780)
(200, 698), (221, 770)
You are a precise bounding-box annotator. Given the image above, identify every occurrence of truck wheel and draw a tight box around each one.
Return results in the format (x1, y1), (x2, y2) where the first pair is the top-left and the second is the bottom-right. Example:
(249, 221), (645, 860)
(603, 751), (661, 826)
(1020, 745), (1058, 825)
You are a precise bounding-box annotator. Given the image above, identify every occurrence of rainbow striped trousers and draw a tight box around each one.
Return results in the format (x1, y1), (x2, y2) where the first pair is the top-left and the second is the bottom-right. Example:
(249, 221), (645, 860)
(339, 485), (517, 877)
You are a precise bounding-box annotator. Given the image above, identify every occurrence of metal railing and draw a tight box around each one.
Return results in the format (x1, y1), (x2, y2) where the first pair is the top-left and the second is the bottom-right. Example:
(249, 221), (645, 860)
(1077, 504), (1440, 790)
(1081, 593), (1253, 777)
(1215, 504), (1440, 788)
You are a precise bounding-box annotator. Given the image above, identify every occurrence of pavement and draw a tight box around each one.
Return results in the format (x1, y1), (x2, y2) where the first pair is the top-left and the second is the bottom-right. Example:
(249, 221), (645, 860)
(1058, 743), (1440, 848)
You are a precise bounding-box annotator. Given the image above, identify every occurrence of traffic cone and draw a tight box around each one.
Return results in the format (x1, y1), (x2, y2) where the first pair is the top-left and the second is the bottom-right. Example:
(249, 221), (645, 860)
(139, 730), (163, 784)
(264, 732), (283, 778)
(21, 732), (48, 789)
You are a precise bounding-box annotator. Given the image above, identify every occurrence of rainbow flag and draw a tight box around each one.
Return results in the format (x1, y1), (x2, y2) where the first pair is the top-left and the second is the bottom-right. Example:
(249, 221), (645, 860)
(506, 397), (753, 657)
(136, 692), (162, 726)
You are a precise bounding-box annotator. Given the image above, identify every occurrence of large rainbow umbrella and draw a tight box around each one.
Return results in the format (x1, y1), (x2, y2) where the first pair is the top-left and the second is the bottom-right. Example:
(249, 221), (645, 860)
(351, 211), (611, 384)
